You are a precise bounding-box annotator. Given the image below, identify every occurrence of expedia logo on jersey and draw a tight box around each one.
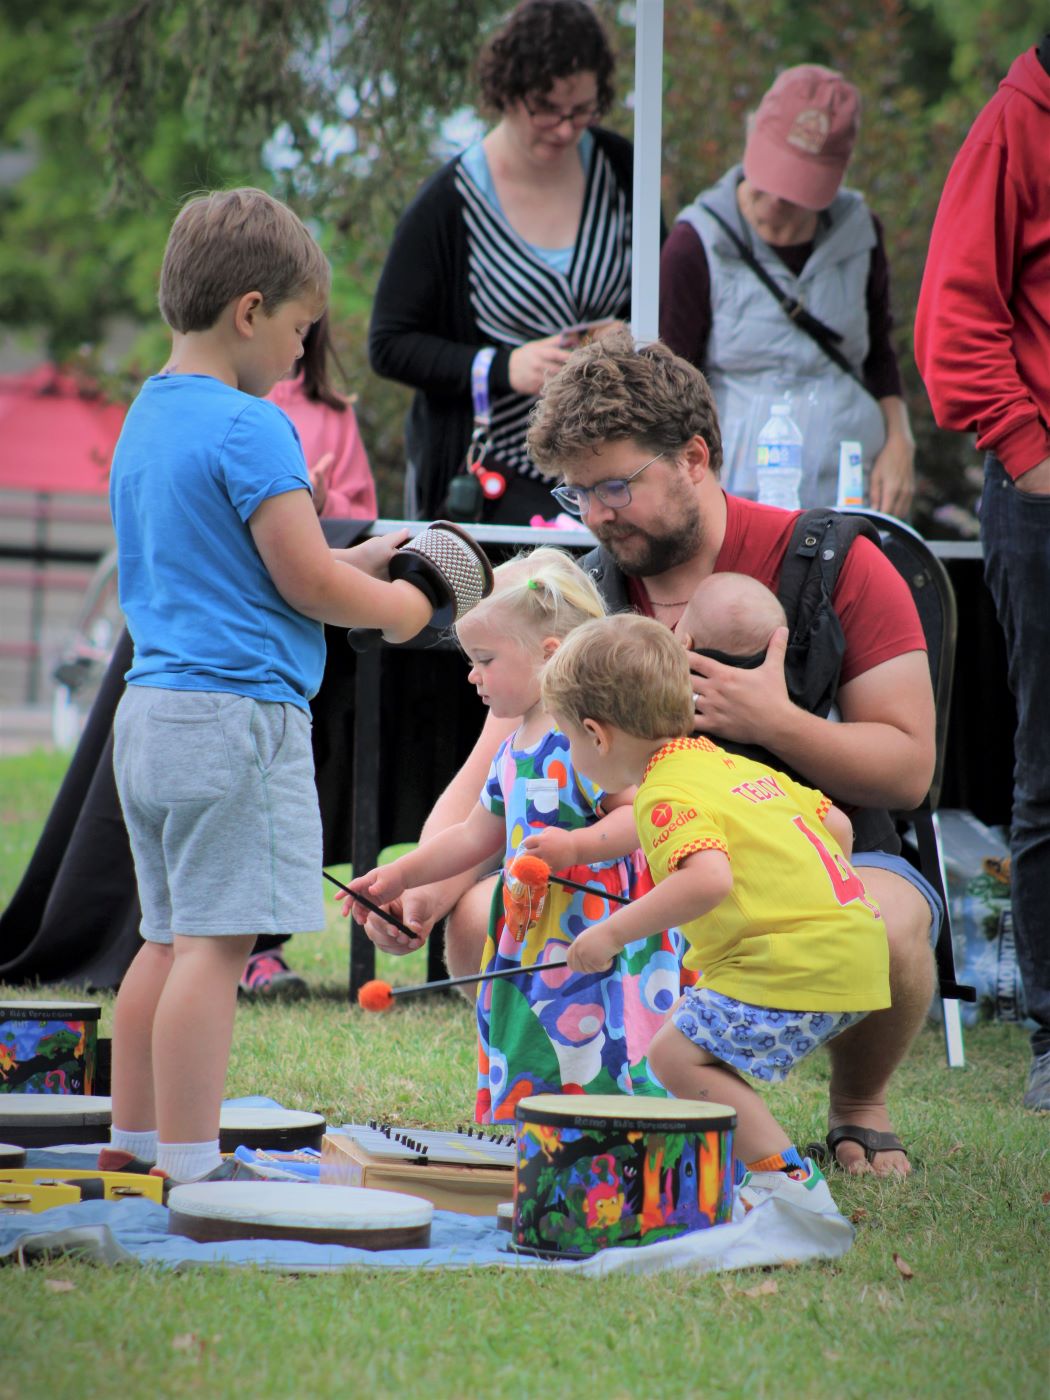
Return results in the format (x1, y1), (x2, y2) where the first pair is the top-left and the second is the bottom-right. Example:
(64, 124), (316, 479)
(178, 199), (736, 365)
(650, 804), (697, 847)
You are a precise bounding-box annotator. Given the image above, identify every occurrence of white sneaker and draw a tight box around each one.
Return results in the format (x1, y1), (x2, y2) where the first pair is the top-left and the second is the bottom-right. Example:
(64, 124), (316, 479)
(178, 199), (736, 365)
(739, 1159), (836, 1215)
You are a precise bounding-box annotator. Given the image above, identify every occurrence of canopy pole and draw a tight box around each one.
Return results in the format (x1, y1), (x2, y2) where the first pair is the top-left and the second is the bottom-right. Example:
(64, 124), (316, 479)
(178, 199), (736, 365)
(630, 0), (664, 346)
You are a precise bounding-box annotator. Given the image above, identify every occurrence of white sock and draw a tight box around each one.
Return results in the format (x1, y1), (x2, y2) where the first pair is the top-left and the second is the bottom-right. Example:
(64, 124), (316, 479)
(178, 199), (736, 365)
(109, 1127), (158, 1163)
(156, 1139), (222, 1183)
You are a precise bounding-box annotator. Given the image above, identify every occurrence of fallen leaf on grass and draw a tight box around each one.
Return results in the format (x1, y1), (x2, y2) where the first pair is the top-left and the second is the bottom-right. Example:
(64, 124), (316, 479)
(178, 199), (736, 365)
(739, 1279), (778, 1298)
(44, 1280), (75, 1294)
(893, 1252), (915, 1280)
(850, 1207), (869, 1224)
(1042, 1191), (1049, 1206)
(171, 1333), (205, 1356)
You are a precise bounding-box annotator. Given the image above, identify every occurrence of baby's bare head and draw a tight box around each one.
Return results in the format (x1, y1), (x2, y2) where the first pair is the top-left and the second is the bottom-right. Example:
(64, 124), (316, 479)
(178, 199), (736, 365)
(675, 572), (787, 657)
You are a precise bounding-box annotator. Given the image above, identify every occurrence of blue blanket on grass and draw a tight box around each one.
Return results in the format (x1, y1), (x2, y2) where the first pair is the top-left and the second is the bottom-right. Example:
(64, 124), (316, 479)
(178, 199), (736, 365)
(0, 1098), (854, 1275)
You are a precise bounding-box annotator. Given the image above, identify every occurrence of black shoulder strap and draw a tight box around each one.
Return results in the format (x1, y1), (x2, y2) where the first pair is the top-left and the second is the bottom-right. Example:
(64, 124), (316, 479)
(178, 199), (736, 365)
(584, 545), (632, 614)
(776, 508), (882, 716)
(698, 202), (865, 388)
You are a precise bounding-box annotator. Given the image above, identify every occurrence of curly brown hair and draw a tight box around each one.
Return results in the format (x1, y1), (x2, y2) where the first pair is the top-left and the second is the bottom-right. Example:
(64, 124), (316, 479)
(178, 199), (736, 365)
(526, 326), (724, 476)
(477, 0), (615, 114)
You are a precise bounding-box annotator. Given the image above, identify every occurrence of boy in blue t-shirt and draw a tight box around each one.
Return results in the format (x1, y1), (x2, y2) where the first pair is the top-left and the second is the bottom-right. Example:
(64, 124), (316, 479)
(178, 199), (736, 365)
(103, 188), (435, 1188)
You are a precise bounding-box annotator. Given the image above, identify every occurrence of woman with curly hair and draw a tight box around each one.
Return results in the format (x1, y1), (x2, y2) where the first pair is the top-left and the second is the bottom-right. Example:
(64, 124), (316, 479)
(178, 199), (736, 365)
(370, 0), (655, 523)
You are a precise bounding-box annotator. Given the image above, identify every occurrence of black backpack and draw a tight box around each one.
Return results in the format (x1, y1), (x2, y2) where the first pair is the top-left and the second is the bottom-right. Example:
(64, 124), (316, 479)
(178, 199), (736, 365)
(776, 508), (883, 718)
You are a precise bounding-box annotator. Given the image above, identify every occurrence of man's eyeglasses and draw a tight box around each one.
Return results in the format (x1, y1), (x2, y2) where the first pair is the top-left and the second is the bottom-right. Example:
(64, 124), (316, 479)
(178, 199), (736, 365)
(550, 451), (665, 517)
(522, 95), (602, 130)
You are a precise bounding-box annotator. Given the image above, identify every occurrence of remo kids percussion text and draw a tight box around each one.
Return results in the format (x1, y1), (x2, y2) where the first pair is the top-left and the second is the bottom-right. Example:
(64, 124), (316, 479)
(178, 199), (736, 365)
(0, 1001), (101, 1094)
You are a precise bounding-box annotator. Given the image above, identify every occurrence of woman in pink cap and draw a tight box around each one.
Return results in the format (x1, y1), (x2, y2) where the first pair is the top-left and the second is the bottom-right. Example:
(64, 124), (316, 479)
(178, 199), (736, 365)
(659, 64), (914, 517)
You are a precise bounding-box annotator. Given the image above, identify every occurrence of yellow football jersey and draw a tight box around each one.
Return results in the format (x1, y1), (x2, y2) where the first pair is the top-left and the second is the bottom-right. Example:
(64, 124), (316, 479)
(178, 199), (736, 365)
(635, 738), (890, 1011)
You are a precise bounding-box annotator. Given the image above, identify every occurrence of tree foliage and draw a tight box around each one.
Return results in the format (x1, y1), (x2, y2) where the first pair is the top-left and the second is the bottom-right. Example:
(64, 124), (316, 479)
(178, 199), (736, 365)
(1, 0), (1042, 527)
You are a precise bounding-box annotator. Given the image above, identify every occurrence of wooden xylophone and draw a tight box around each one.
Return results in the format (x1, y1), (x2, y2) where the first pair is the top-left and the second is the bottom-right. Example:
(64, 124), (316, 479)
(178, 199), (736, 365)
(320, 1120), (516, 1215)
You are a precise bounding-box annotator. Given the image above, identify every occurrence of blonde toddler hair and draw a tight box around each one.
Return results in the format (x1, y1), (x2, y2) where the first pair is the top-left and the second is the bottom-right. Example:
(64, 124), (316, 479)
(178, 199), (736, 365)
(455, 546), (606, 647)
(541, 614), (694, 739)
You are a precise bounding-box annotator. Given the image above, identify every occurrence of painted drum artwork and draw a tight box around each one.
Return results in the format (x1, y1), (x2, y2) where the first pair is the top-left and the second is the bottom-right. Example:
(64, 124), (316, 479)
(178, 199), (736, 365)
(513, 1093), (736, 1258)
(0, 1002), (101, 1095)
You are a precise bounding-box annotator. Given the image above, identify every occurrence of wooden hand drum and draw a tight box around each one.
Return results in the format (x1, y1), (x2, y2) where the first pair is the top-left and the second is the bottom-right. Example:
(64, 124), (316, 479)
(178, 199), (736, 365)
(218, 1107), (326, 1153)
(0, 1093), (112, 1147)
(167, 1182), (434, 1250)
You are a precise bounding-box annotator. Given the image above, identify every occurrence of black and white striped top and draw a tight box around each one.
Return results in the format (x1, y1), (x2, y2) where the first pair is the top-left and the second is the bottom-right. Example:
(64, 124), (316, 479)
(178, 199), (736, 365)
(455, 145), (632, 478)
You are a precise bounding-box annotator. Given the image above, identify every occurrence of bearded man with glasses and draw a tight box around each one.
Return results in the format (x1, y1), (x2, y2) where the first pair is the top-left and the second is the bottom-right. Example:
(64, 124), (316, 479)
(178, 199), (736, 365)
(361, 327), (944, 1181)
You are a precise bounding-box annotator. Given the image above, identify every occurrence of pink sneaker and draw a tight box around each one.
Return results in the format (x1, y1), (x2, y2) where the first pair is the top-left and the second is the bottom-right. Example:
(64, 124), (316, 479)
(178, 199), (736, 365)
(238, 950), (308, 1000)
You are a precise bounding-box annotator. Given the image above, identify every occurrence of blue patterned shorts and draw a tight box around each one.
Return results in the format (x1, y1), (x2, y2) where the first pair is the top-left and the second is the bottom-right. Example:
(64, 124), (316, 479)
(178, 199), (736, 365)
(671, 986), (868, 1084)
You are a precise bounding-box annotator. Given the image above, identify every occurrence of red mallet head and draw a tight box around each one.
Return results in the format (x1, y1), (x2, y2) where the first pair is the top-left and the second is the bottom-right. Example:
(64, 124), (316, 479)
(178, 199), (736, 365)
(357, 979), (395, 1012)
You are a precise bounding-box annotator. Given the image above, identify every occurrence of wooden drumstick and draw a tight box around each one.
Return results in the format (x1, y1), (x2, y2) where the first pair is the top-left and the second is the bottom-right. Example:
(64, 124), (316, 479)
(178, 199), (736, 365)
(358, 959), (570, 1011)
(323, 869), (419, 941)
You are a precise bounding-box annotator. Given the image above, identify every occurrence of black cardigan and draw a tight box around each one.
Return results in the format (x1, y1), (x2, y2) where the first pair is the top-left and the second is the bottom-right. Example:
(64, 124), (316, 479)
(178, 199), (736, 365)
(368, 128), (650, 518)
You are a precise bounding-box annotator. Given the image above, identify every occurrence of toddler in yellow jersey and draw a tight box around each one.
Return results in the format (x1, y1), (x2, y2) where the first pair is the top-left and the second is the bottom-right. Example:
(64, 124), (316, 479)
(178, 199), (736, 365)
(542, 613), (889, 1211)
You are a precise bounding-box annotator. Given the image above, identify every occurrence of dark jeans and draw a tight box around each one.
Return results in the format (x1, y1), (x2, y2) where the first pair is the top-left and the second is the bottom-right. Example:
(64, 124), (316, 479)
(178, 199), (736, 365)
(980, 454), (1050, 1055)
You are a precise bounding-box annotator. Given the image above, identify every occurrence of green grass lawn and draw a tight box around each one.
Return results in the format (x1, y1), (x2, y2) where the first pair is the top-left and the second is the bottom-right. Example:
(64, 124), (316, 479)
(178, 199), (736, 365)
(1, 748), (1047, 1400)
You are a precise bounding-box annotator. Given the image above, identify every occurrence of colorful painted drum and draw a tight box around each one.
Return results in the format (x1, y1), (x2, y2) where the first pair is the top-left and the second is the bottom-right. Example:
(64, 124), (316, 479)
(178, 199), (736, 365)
(513, 1094), (736, 1258)
(0, 1001), (101, 1095)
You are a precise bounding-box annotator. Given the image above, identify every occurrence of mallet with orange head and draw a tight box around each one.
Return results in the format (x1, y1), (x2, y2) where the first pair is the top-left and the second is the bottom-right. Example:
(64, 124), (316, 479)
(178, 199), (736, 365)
(501, 852), (629, 941)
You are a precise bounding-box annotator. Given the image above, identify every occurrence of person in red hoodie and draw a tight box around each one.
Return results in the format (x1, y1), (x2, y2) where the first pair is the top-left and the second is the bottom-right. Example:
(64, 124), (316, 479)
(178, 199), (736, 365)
(915, 37), (1050, 1113)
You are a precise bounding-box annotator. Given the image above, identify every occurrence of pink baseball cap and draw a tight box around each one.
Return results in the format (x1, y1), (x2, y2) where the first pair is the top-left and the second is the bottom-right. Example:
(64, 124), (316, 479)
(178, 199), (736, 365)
(743, 65), (860, 211)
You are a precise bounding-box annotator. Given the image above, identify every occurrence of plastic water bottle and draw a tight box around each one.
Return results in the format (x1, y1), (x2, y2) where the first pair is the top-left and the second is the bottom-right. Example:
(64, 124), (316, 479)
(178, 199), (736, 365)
(756, 401), (803, 509)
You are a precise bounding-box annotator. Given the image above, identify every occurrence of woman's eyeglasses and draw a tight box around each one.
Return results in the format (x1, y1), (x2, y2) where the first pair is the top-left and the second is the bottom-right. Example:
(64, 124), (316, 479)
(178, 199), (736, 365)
(522, 95), (602, 130)
(550, 451), (665, 517)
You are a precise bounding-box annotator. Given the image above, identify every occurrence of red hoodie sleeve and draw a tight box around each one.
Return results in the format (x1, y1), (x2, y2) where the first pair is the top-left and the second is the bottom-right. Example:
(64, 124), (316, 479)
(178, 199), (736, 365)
(915, 105), (1050, 479)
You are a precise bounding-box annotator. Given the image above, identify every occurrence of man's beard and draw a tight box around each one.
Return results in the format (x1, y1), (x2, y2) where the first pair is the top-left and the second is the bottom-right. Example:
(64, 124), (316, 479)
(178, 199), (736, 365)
(595, 506), (703, 578)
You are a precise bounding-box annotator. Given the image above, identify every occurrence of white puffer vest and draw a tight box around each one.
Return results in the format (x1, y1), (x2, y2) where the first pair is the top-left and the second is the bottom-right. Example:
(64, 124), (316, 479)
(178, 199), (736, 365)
(677, 165), (885, 506)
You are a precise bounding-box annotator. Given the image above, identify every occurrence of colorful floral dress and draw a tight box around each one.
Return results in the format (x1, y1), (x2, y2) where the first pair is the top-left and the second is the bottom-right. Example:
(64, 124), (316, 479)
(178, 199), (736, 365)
(475, 725), (687, 1123)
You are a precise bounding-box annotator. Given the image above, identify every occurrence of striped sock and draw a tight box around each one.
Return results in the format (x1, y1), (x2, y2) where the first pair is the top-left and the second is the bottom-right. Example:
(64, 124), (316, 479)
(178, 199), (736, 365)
(746, 1145), (807, 1178)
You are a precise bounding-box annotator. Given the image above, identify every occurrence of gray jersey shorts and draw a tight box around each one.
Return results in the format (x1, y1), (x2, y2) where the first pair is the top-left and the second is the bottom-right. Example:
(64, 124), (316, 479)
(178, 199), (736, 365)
(113, 686), (325, 942)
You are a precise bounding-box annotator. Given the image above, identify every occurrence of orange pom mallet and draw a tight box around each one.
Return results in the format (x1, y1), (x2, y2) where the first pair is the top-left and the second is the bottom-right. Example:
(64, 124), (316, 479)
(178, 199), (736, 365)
(504, 854), (631, 919)
(358, 980), (396, 1012)
(356, 959), (570, 1010)
(503, 854), (551, 942)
